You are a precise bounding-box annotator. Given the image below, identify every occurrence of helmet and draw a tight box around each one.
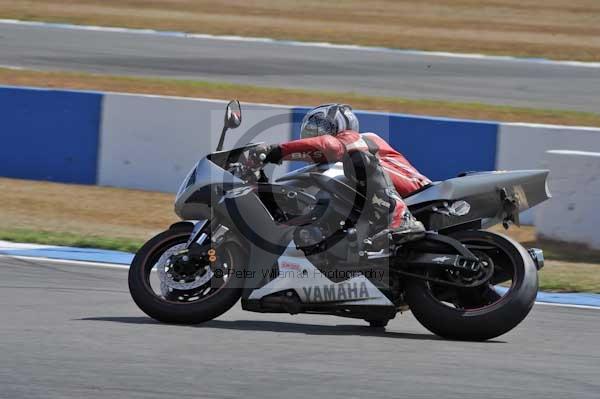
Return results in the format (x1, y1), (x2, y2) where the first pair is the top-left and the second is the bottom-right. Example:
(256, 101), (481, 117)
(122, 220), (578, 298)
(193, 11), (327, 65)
(300, 104), (359, 139)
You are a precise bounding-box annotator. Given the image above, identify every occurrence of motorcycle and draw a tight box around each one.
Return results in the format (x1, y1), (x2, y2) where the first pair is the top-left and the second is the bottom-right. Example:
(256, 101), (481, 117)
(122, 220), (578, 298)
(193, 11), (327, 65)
(129, 100), (549, 340)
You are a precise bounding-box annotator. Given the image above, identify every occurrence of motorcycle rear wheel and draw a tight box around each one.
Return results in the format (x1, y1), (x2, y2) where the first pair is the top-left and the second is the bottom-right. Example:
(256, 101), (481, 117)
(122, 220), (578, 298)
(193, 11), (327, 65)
(405, 230), (538, 341)
(128, 226), (245, 324)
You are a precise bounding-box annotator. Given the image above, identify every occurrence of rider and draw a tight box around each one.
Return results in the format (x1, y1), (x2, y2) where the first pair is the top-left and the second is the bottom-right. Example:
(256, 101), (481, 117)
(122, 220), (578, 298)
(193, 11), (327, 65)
(254, 104), (430, 244)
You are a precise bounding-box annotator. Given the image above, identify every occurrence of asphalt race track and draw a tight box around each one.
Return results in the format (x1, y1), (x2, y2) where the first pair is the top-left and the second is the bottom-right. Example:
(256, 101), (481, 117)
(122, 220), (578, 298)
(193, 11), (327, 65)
(1, 21), (600, 113)
(1, 255), (599, 399)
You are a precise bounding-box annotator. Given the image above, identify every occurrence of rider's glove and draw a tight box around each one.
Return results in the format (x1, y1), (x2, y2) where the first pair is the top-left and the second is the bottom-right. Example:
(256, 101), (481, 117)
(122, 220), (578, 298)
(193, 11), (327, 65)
(264, 145), (283, 164)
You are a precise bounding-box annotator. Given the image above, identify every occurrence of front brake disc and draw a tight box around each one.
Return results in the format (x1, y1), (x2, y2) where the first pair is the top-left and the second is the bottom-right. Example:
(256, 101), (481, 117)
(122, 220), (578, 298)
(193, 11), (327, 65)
(155, 244), (213, 296)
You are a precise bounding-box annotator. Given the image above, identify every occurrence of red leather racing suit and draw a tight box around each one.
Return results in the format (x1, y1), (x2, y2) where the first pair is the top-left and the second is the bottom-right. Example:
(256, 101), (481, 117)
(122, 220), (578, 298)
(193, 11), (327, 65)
(278, 130), (431, 228)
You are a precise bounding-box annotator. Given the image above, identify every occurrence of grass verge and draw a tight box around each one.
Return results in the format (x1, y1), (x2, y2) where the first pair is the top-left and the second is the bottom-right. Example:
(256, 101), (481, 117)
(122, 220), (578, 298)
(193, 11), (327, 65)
(0, 228), (143, 253)
(537, 261), (600, 294)
(1, 0), (600, 61)
(2, 67), (599, 127)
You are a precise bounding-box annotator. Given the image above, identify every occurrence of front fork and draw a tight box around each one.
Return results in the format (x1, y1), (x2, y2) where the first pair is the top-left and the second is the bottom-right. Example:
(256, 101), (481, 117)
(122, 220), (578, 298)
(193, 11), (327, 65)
(186, 220), (209, 248)
(184, 219), (231, 257)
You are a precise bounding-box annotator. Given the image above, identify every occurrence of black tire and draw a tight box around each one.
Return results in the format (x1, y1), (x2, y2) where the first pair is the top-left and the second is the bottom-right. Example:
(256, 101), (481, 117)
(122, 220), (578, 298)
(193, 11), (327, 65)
(128, 226), (245, 324)
(405, 230), (538, 341)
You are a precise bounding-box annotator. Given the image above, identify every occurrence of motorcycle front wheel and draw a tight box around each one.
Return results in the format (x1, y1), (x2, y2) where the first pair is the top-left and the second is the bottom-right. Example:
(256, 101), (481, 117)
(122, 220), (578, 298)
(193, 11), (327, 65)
(405, 230), (538, 341)
(128, 226), (245, 324)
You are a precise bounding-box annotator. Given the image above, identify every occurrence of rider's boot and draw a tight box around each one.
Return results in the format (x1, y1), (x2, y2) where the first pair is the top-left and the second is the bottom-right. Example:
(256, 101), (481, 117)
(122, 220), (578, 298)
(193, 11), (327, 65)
(389, 212), (426, 244)
(368, 190), (425, 248)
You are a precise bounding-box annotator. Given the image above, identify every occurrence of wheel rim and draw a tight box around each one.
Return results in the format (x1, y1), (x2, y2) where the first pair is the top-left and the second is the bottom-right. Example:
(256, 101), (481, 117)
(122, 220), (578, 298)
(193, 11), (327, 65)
(142, 234), (237, 304)
(426, 237), (518, 312)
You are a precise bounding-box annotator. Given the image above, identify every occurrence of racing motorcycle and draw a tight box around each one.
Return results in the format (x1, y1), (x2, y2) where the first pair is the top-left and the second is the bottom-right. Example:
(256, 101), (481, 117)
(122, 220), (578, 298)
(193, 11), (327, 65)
(129, 100), (549, 341)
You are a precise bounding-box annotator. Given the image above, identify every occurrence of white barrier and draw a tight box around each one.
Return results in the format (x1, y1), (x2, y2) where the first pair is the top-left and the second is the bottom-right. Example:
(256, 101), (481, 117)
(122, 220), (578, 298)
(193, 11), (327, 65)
(496, 123), (600, 224)
(497, 122), (600, 170)
(536, 150), (600, 250)
(97, 93), (294, 192)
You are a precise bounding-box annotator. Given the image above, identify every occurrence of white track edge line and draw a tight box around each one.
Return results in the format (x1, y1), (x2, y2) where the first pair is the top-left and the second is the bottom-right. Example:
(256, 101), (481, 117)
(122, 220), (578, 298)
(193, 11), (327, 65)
(533, 302), (600, 310)
(2, 19), (600, 69)
(0, 254), (129, 269)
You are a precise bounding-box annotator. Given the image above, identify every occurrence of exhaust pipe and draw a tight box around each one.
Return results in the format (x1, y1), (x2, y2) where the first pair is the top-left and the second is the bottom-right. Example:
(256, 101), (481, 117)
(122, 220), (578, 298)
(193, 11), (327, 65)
(528, 248), (545, 270)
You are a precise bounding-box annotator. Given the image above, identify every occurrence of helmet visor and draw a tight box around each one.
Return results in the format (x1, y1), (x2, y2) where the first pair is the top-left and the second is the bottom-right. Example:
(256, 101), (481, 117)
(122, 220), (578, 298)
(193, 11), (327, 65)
(300, 113), (336, 139)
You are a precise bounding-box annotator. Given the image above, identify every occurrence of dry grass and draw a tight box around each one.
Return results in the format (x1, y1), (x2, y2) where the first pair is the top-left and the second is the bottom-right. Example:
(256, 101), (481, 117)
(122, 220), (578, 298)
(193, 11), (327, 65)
(2, 67), (600, 127)
(489, 225), (600, 264)
(1, 0), (599, 61)
(0, 177), (174, 241)
(484, 225), (600, 292)
(537, 261), (600, 293)
(2, 177), (600, 292)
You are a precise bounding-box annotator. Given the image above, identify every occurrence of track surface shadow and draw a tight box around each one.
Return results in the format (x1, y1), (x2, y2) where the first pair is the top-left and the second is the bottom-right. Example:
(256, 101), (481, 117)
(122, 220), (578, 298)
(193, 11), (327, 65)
(80, 316), (504, 342)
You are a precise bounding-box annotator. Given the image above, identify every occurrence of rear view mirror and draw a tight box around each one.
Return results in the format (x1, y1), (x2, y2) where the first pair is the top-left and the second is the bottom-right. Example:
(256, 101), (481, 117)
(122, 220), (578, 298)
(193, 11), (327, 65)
(216, 100), (242, 151)
(225, 100), (242, 129)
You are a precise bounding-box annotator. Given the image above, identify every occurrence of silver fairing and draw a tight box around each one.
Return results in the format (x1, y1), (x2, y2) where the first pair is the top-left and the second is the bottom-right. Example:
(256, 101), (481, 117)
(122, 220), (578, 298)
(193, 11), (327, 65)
(404, 170), (551, 209)
(405, 169), (551, 229)
(174, 157), (244, 220)
(249, 241), (394, 306)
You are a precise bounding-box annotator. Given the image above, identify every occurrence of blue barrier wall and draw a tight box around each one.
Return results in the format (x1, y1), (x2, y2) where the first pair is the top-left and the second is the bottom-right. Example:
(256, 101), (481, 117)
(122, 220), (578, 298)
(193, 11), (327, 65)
(387, 114), (498, 181)
(0, 87), (500, 186)
(292, 107), (498, 181)
(0, 86), (102, 184)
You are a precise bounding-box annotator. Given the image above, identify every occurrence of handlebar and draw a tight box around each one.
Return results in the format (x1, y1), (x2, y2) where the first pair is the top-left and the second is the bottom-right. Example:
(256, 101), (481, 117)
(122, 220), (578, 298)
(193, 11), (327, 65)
(227, 160), (265, 183)
(220, 145), (270, 183)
